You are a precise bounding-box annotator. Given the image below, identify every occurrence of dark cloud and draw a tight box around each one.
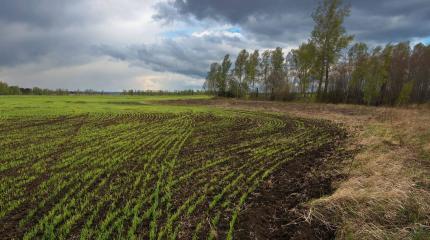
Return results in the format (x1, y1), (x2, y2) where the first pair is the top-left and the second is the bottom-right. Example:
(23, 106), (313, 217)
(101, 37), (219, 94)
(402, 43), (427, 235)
(156, 0), (430, 44)
(0, 0), (152, 67)
(170, 0), (313, 23)
(347, 1), (430, 43)
(96, 33), (244, 78)
(0, 1), (106, 67)
(0, 0), (92, 28)
(0, 22), (93, 67)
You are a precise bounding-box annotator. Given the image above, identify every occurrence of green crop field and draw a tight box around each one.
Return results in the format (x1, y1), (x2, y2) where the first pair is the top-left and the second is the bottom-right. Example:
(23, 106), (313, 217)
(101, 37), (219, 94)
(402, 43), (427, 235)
(0, 95), (346, 239)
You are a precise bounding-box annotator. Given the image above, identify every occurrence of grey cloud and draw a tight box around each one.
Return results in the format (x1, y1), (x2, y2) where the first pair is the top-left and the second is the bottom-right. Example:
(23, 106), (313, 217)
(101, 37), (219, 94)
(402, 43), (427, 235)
(0, 2), (100, 68)
(0, 22), (94, 67)
(170, 0), (313, 23)
(96, 34), (242, 78)
(156, 0), (430, 44)
(241, 14), (313, 46)
(0, 0), (151, 67)
(347, 4), (430, 43)
(0, 0), (93, 28)
(153, 2), (183, 24)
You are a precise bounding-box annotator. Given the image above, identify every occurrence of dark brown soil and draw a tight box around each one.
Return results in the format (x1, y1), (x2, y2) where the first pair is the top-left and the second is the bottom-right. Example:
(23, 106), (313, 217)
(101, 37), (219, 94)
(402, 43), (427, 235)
(234, 143), (354, 240)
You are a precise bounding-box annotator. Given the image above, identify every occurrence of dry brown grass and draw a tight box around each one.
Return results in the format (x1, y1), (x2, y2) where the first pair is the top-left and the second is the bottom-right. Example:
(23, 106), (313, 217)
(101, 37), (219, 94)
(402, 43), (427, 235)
(314, 108), (430, 240)
(265, 103), (430, 239)
(168, 99), (430, 239)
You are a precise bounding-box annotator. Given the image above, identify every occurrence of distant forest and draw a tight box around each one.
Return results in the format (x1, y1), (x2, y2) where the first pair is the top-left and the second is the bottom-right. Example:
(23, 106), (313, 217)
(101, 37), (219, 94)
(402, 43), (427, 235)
(0, 82), (73, 95)
(204, 0), (430, 105)
(0, 81), (203, 96)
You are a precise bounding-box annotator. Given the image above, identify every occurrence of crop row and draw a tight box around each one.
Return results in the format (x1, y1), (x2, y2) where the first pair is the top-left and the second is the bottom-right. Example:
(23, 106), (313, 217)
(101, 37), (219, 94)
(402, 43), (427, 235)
(0, 111), (344, 239)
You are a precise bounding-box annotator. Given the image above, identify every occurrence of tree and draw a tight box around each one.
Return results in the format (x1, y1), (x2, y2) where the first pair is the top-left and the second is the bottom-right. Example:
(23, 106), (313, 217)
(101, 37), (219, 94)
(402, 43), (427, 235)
(363, 47), (384, 105)
(218, 55), (232, 96)
(330, 58), (349, 102)
(246, 50), (260, 97)
(410, 43), (430, 103)
(397, 81), (413, 105)
(204, 62), (221, 94)
(260, 50), (272, 97)
(203, 55), (232, 97)
(8, 86), (22, 95)
(234, 49), (249, 97)
(269, 47), (288, 100)
(347, 42), (369, 103)
(0, 81), (9, 95)
(385, 42), (410, 105)
(227, 72), (239, 98)
(292, 42), (318, 97)
(311, 0), (353, 100)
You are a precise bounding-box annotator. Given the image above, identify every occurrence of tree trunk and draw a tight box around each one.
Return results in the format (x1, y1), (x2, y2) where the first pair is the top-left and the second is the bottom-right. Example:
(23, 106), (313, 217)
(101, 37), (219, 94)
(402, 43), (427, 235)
(237, 75), (240, 98)
(323, 63), (330, 98)
(317, 64), (324, 99)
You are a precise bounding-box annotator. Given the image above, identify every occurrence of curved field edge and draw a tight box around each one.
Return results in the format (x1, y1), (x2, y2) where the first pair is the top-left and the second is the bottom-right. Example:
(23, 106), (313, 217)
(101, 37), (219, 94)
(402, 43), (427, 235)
(164, 98), (430, 240)
(0, 103), (349, 239)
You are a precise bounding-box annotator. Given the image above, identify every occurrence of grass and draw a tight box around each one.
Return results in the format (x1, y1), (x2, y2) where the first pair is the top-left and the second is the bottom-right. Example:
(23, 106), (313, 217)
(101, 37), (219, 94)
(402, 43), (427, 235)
(0, 95), (212, 117)
(0, 95), (346, 239)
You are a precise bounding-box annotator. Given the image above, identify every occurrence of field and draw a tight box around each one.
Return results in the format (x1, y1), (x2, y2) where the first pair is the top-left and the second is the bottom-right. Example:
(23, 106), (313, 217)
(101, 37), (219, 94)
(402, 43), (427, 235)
(0, 96), (349, 239)
(2, 96), (429, 240)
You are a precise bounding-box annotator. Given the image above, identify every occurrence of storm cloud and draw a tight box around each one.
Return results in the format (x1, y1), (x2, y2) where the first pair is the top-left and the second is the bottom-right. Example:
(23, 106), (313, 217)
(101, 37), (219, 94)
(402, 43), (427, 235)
(0, 0), (429, 91)
(156, 0), (430, 43)
(95, 28), (247, 78)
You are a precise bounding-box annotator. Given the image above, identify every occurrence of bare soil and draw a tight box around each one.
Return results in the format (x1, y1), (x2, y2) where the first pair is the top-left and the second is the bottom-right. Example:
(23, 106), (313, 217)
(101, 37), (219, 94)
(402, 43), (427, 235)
(234, 141), (354, 239)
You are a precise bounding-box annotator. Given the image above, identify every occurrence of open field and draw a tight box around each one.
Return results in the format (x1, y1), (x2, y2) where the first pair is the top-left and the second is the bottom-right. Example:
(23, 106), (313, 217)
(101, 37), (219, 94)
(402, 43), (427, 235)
(1, 96), (429, 239)
(0, 96), (350, 239)
(0, 95), (212, 117)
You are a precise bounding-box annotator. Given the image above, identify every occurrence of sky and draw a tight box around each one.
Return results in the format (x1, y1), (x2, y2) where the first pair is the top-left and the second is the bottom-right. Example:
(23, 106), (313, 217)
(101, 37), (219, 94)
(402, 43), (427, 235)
(0, 0), (429, 91)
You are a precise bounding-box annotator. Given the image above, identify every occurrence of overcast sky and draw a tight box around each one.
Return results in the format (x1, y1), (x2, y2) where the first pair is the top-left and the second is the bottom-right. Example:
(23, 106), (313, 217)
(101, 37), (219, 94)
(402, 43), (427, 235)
(0, 0), (429, 91)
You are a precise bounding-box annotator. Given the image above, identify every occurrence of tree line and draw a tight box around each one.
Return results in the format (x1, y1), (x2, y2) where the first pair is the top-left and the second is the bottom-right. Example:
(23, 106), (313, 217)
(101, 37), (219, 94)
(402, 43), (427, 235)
(0, 81), (70, 95)
(0, 81), (111, 95)
(0, 81), (206, 96)
(120, 89), (206, 96)
(204, 0), (430, 105)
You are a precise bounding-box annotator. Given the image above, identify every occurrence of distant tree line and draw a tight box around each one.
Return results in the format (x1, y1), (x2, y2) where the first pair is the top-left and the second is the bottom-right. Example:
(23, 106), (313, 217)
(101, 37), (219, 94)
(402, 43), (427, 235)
(0, 81), (70, 95)
(0, 81), (109, 95)
(0, 81), (205, 96)
(204, 0), (430, 105)
(121, 89), (206, 96)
